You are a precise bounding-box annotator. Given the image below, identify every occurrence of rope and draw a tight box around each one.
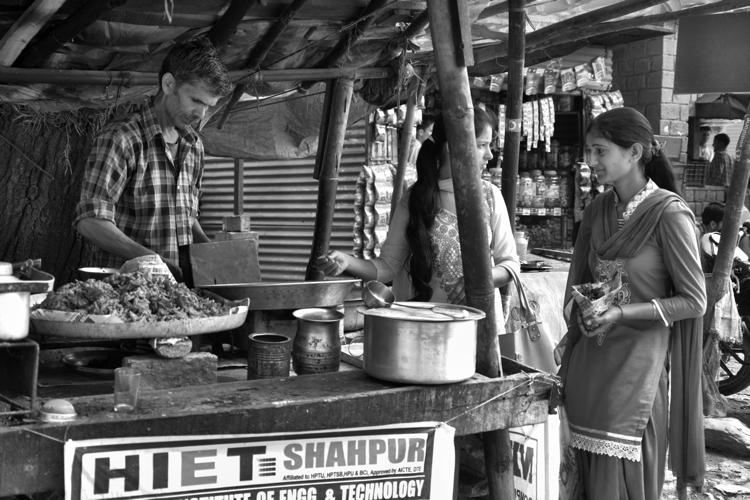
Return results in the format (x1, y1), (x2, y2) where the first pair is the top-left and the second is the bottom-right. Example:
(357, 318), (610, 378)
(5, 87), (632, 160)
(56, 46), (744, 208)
(441, 375), (536, 426)
(23, 427), (65, 444)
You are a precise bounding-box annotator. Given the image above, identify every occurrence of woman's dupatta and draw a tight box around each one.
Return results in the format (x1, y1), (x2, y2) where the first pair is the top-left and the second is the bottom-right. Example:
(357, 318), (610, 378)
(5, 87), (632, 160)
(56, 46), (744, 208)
(560, 189), (705, 490)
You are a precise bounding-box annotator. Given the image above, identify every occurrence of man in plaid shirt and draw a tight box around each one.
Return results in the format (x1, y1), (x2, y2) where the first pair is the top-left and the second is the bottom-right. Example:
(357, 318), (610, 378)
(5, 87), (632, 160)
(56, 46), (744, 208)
(74, 38), (232, 281)
(705, 133), (734, 189)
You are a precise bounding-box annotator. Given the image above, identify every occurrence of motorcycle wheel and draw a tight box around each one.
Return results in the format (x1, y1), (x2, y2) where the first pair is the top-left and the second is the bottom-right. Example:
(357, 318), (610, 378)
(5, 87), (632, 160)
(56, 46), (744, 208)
(717, 318), (750, 396)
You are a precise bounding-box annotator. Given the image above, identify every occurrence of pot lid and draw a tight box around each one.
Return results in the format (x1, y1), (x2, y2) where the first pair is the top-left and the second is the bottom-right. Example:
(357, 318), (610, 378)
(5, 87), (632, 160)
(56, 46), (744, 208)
(362, 302), (486, 322)
(0, 262), (12, 276)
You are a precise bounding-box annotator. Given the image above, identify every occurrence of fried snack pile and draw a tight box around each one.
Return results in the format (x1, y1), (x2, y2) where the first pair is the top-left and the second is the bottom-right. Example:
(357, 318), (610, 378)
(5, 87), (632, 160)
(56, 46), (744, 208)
(577, 282), (606, 300)
(34, 270), (230, 322)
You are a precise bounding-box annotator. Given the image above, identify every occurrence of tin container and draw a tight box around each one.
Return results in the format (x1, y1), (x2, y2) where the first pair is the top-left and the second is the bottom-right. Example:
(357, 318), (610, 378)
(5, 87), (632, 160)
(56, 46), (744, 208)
(292, 308), (344, 375)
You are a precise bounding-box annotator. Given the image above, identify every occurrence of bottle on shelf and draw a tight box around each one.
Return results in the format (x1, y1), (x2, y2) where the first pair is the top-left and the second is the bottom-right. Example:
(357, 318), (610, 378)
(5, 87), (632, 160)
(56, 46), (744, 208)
(514, 230), (528, 263)
(518, 172), (533, 208)
(529, 169), (545, 210)
(544, 170), (560, 214)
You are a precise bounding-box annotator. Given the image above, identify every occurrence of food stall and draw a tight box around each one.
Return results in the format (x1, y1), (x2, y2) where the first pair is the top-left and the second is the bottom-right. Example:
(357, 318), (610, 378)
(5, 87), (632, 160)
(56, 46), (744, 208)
(0, 1), (741, 499)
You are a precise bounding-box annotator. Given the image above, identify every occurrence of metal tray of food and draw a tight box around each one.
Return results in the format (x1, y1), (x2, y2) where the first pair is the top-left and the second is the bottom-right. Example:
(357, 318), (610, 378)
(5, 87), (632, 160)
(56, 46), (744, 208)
(30, 304), (249, 339)
(199, 279), (361, 310)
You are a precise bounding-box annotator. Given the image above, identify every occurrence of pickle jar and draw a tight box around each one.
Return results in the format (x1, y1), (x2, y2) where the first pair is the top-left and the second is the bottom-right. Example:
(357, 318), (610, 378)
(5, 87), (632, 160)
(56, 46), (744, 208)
(544, 170), (560, 209)
(529, 169), (545, 208)
(518, 172), (533, 207)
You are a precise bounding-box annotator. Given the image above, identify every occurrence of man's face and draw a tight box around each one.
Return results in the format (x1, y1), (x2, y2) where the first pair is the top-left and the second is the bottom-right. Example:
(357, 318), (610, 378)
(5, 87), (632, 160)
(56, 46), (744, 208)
(700, 129), (711, 146)
(713, 138), (724, 151)
(417, 123), (434, 143)
(163, 75), (220, 130)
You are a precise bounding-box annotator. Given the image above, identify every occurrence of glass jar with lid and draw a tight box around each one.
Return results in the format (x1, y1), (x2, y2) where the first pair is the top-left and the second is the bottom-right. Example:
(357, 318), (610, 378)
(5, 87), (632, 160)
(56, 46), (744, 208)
(529, 169), (545, 208)
(544, 170), (560, 210)
(518, 172), (533, 207)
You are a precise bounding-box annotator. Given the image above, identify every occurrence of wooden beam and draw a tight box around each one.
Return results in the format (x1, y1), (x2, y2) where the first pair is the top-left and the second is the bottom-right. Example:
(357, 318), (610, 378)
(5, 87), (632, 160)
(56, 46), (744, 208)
(312, 80), (335, 180)
(233, 158), (244, 215)
(0, 368), (553, 497)
(391, 76), (420, 215)
(206, 0), (257, 47)
(427, 1), (515, 497)
(473, 0), (669, 65)
(14, 0), (128, 68)
(529, 0), (750, 51)
(0, 0), (65, 67)
(0, 65), (393, 86)
(305, 77), (353, 281)
(217, 0), (310, 129)
(299, 0), (390, 92)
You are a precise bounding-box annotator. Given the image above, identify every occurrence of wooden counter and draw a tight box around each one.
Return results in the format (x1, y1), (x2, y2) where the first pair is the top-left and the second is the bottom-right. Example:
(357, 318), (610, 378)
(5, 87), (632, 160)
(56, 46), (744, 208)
(0, 360), (557, 497)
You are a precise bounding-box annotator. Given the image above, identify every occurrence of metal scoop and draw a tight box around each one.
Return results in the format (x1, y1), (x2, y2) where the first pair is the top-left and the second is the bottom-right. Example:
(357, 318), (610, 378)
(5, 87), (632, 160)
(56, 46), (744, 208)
(361, 281), (468, 319)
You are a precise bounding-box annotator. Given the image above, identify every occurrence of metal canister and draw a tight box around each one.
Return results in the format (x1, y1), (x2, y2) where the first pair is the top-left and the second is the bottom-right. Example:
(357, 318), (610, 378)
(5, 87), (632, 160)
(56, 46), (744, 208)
(292, 308), (344, 375)
(247, 333), (293, 379)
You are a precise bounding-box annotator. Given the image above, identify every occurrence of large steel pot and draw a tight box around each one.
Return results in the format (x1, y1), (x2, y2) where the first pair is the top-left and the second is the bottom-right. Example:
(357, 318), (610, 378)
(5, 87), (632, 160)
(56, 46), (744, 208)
(362, 302), (485, 384)
(0, 262), (53, 340)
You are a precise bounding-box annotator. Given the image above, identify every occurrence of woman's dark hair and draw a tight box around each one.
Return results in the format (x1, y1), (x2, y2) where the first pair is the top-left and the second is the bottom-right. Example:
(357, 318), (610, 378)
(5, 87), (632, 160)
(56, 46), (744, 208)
(405, 106), (496, 301)
(586, 107), (679, 195)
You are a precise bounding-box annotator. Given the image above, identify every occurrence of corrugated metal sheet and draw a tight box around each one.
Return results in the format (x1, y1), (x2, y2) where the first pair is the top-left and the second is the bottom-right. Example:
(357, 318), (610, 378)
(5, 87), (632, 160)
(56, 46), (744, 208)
(200, 122), (366, 282)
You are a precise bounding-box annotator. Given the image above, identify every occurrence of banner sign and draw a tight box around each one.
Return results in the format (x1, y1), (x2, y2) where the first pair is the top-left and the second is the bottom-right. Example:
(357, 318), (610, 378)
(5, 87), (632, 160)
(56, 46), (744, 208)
(64, 422), (455, 500)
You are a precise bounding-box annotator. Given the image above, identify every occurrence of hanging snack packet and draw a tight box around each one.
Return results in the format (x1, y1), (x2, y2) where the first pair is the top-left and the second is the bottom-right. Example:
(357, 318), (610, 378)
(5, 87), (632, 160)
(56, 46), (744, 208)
(574, 64), (593, 88)
(525, 68), (541, 95)
(473, 76), (488, 88)
(609, 90), (624, 108)
(561, 68), (577, 92)
(591, 56), (607, 82)
(544, 59), (562, 94)
(490, 74), (505, 92)
(497, 104), (507, 139)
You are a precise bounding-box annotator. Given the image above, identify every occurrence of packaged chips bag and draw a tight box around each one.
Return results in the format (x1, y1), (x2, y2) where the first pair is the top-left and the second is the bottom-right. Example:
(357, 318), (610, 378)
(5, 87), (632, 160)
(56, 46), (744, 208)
(571, 273), (622, 322)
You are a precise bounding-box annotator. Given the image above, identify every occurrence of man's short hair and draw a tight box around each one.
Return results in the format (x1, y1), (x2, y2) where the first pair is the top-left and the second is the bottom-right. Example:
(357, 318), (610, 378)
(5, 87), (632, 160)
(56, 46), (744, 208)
(417, 115), (436, 132)
(702, 202), (725, 226)
(715, 133), (731, 149)
(700, 125), (711, 132)
(159, 37), (232, 97)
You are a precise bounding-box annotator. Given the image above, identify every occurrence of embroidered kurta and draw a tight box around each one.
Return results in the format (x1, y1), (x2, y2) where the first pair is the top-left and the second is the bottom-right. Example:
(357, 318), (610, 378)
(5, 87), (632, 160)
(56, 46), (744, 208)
(372, 179), (519, 331)
(565, 181), (705, 463)
(559, 180), (706, 498)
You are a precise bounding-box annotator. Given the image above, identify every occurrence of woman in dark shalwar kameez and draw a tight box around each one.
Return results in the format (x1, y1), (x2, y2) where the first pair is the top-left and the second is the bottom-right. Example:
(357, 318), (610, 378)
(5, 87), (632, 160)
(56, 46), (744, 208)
(559, 107), (706, 500)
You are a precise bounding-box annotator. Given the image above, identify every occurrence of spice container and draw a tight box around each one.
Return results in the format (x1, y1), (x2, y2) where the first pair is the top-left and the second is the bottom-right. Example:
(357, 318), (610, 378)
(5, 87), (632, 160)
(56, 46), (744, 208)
(514, 231), (528, 262)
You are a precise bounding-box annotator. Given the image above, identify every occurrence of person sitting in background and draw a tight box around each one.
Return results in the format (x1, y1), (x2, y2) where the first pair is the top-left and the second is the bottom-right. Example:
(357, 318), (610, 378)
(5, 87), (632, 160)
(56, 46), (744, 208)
(698, 125), (714, 162)
(706, 133), (734, 188)
(699, 201), (750, 272)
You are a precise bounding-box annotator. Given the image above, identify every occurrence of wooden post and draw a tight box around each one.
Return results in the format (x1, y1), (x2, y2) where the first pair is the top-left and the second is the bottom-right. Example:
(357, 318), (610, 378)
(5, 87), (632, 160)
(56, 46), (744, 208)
(501, 0), (525, 228)
(233, 158), (244, 215)
(305, 77), (353, 281)
(703, 109), (750, 416)
(313, 82), (335, 180)
(426, 1), (513, 498)
(391, 77), (421, 215)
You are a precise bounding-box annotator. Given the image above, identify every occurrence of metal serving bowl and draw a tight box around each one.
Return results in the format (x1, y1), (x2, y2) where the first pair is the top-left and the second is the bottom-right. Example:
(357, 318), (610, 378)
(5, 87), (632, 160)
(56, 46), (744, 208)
(78, 267), (119, 280)
(361, 280), (395, 309)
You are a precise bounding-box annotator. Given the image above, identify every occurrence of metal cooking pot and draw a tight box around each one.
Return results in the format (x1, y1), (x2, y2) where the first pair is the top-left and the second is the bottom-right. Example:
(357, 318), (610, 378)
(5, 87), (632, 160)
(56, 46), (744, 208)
(0, 261), (55, 341)
(362, 302), (485, 384)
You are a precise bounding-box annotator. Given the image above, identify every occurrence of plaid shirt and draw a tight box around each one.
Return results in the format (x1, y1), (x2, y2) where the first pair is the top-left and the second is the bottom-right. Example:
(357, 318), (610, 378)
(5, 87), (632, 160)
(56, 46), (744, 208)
(706, 149), (734, 188)
(74, 99), (203, 268)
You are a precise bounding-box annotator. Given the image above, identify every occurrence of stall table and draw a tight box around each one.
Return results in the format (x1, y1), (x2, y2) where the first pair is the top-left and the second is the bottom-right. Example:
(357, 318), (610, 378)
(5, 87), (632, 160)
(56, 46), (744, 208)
(0, 358), (556, 497)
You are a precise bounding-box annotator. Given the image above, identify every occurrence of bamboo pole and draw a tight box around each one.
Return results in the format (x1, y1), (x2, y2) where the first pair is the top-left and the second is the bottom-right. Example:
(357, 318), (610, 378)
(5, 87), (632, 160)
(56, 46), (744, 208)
(473, 0), (669, 65)
(305, 77), (354, 282)
(313, 81), (335, 180)
(0, 66), (392, 86)
(217, 0), (310, 129)
(530, 0), (750, 52)
(427, 1), (513, 498)
(233, 158), (245, 215)
(703, 109), (750, 417)
(206, 0), (257, 47)
(501, 0), (526, 230)
(15, 0), (128, 68)
(0, 0), (66, 67)
(391, 77), (420, 216)
(299, 0), (389, 93)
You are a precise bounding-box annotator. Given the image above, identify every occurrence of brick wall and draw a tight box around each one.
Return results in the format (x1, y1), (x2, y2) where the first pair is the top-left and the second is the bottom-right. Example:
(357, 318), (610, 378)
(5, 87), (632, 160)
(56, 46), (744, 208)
(611, 27), (690, 163)
(684, 185), (726, 218)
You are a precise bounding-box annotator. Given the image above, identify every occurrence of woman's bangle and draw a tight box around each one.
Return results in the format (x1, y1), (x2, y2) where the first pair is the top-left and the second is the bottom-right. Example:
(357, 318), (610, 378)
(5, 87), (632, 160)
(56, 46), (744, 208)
(615, 305), (624, 322)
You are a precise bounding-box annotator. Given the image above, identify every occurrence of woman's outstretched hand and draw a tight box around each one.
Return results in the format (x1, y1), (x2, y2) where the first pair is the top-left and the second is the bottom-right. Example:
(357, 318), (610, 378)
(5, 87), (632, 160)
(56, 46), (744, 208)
(576, 306), (621, 338)
(315, 250), (348, 276)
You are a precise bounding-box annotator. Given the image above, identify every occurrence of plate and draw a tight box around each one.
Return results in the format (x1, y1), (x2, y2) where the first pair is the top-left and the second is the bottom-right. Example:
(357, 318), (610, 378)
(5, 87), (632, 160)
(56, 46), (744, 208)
(61, 349), (131, 379)
(200, 279), (360, 310)
(30, 305), (248, 339)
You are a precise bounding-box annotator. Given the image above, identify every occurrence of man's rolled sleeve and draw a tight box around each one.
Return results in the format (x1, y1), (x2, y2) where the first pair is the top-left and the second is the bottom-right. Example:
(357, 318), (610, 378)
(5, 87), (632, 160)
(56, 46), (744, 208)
(73, 128), (131, 229)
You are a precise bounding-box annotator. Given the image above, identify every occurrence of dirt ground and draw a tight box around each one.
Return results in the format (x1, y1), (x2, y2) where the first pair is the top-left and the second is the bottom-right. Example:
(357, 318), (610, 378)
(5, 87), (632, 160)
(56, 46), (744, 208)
(661, 391), (750, 500)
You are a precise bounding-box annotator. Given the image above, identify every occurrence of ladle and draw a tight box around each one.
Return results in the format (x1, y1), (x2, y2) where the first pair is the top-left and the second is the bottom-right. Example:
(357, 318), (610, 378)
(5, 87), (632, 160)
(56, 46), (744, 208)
(361, 281), (468, 319)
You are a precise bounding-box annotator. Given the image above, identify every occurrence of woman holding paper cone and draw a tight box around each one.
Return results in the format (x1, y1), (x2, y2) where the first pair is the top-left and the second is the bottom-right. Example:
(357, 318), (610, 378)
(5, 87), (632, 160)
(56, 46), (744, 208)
(315, 108), (519, 320)
(559, 107), (706, 499)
